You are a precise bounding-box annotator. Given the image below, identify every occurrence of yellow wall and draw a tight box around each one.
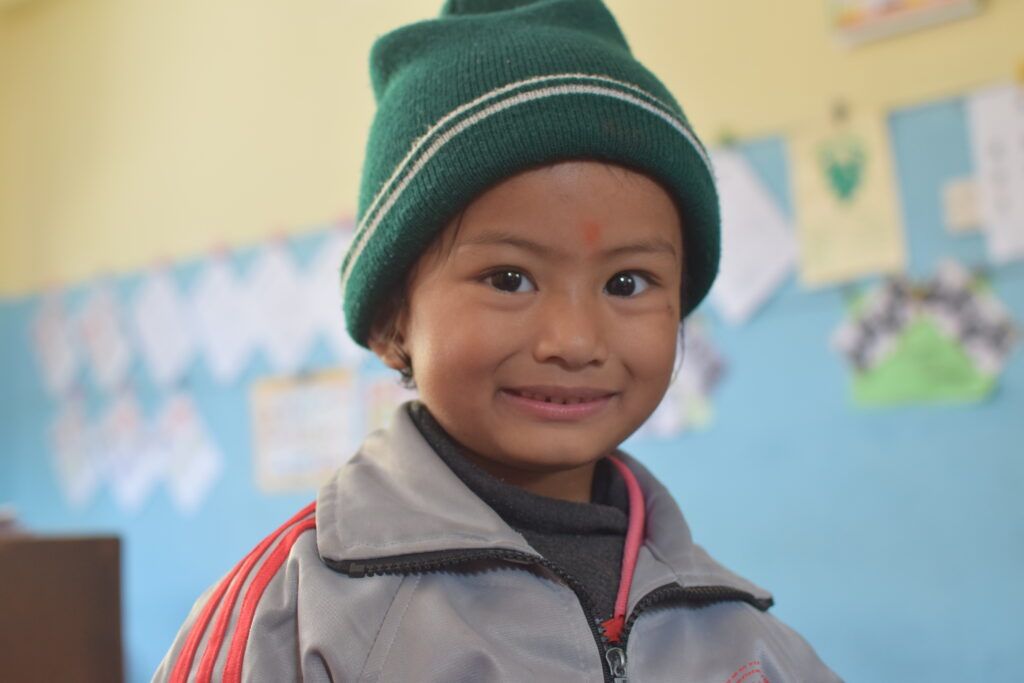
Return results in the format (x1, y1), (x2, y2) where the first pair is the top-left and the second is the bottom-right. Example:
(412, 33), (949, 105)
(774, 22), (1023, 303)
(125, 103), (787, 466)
(1, 0), (1021, 296)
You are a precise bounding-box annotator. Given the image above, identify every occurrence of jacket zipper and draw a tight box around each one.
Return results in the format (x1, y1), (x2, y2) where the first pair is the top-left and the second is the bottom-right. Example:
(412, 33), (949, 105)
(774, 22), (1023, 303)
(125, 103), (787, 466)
(603, 582), (776, 681)
(331, 551), (772, 683)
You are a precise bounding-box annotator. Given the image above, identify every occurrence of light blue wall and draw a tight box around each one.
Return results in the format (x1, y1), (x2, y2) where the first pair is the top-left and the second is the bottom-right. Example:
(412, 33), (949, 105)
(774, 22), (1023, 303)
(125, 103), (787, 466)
(1, 97), (1021, 682)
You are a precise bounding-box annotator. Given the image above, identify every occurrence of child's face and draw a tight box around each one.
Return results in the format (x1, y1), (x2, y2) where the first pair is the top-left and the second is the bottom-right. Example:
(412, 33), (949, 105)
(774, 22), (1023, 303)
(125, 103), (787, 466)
(371, 160), (683, 499)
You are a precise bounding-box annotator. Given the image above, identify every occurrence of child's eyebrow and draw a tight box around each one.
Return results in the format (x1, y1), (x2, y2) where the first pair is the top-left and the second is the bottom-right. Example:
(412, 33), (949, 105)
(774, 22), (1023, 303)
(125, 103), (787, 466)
(457, 230), (678, 261)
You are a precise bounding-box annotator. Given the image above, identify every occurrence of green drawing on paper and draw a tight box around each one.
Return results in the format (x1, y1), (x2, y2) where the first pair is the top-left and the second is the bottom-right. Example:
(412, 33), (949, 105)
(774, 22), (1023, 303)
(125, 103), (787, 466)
(817, 133), (867, 203)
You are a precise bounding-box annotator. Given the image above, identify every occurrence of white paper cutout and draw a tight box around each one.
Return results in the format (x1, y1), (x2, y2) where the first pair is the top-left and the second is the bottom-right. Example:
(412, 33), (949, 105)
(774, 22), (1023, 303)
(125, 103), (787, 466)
(966, 83), (1024, 264)
(31, 293), (81, 397)
(158, 393), (224, 515)
(77, 284), (134, 392)
(192, 258), (256, 384)
(102, 393), (166, 514)
(246, 245), (318, 374)
(709, 149), (797, 325)
(131, 270), (197, 388)
(49, 399), (102, 508)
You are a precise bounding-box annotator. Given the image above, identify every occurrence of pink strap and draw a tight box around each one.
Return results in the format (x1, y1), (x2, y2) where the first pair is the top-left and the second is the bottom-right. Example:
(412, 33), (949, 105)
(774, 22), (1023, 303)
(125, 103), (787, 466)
(601, 455), (646, 643)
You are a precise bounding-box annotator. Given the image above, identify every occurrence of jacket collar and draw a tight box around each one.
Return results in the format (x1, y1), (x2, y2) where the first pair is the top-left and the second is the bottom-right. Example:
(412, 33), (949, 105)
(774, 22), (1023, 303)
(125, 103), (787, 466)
(316, 400), (772, 608)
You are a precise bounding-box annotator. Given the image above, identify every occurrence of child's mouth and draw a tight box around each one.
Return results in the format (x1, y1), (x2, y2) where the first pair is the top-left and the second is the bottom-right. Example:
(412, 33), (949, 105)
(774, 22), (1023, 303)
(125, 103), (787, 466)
(499, 388), (616, 421)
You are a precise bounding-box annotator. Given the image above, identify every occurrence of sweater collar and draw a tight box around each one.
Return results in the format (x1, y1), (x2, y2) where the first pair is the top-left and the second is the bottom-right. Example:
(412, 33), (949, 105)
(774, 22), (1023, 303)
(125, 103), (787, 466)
(315, 400), (772, 608)
(406, 399), (630, 537)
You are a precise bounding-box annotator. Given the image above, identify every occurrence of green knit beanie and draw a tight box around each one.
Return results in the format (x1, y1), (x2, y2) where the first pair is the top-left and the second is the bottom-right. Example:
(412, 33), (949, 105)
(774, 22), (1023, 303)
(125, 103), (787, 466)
(342, 0), (720, 349)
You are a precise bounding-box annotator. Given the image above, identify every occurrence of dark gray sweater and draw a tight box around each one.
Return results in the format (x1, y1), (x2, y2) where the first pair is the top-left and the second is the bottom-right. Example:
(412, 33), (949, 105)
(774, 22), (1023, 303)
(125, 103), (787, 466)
(406, 400), (629, 622)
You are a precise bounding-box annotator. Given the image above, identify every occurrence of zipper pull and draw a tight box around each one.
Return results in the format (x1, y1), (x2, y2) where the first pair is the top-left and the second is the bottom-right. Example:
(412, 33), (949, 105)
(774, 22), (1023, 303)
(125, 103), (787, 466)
(605, 646), (627, 683)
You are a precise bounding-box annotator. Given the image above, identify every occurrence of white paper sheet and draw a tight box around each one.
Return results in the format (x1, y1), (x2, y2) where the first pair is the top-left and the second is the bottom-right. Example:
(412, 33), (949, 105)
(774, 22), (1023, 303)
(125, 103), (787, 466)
(77, 284), (134, 392)
(158, 393), (224, 515)
(102, 393), (166, 514)
(709, 149), (796, 324)
(131, 270), (197, 388)
(966, 83), (1024, 264)
(31, 292), (81, 397)
(246, 245), (318, 374)
(192, 258), (256, 384)
(49, 399), (102, 508)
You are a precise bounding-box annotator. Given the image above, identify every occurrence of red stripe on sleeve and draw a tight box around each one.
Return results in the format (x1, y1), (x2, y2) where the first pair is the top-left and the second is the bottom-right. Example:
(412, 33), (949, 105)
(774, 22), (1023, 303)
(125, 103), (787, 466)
(169, 501), (316, 683)
(222, 516), (319, 683)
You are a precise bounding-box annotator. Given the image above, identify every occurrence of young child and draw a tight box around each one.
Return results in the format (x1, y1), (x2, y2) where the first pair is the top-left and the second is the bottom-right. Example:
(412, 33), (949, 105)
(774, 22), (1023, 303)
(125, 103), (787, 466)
(155, 1), (841, 680)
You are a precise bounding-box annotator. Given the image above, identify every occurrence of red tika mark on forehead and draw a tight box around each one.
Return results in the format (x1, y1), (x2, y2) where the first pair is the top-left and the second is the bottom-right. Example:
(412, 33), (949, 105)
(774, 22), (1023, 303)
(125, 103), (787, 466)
(580, 220), (602, 249)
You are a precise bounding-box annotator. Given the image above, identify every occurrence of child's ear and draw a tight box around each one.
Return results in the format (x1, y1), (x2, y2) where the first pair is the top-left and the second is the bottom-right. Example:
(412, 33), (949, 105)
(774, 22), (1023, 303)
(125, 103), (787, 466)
(366, 312), (410, 373)
(368, 336), (405, 372)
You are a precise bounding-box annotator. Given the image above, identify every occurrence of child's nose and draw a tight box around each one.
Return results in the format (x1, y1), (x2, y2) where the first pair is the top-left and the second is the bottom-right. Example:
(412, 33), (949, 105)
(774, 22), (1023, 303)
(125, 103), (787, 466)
(531, 292), (609, 370)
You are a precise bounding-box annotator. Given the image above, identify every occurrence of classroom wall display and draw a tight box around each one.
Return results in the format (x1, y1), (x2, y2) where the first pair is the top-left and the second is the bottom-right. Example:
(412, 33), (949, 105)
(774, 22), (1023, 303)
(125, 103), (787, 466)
(48, 390), (224, 515)
(830, 259), (1018, 406)
(830, 0), (981, 46)
(789, 107), (908, 287)
(2, 95), (1024, 682)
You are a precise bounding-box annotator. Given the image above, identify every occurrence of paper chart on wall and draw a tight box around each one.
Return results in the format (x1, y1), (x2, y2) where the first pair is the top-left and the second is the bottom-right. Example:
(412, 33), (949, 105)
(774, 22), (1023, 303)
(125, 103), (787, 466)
(31, 293), (80, 397)
(250, 369), (360, 493)
(709, 149), (796, 324)
(965, 83), (1024, 264)
(77, 284), (134, 391)
(131, 270), (197, 388)
(790, 109), (907, 287)
(192, 258), (256, 384)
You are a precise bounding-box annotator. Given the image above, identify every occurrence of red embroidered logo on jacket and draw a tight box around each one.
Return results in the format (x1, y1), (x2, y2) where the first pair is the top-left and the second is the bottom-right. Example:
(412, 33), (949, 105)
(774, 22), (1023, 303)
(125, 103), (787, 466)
(725, 659), (771, 683)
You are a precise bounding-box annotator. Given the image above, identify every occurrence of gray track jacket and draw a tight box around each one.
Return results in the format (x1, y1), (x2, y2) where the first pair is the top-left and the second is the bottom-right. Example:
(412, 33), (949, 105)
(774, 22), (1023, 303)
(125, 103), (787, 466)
(154, 401), (841, 682)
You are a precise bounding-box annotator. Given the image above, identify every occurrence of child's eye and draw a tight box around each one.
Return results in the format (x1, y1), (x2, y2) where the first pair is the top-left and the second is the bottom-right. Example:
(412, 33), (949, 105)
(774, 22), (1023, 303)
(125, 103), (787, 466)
(483, 269), (537, 294)
(605, 271), (654, 298)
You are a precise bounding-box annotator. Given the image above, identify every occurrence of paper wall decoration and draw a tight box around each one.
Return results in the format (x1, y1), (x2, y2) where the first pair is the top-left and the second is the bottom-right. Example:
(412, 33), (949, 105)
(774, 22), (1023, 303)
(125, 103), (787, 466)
(250, 368), (359, 493)
(790, 109), (907, 287)
(830, 0), (980, 46)
(159, 393), (224, 515)
(31, 293), (80, 397)
(49, 398), (102, 508)
(131, 270), (197, 388)
(103, 393), (165, 513)
(966, 83), (1024, 264)
(709, 148), (796, 324)
(77, 284), (134, 391)
(192, 257), (257, 384)
(247, 245), (319, 374)
(830, 260), (1018, 406)
(306, 227), (365, 366)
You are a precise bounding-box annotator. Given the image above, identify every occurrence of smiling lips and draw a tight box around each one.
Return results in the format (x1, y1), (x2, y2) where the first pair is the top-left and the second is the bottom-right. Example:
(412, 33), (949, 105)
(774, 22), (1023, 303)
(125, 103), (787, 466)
(503, 385), (617, 405)
(500, 386), (616, 421)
